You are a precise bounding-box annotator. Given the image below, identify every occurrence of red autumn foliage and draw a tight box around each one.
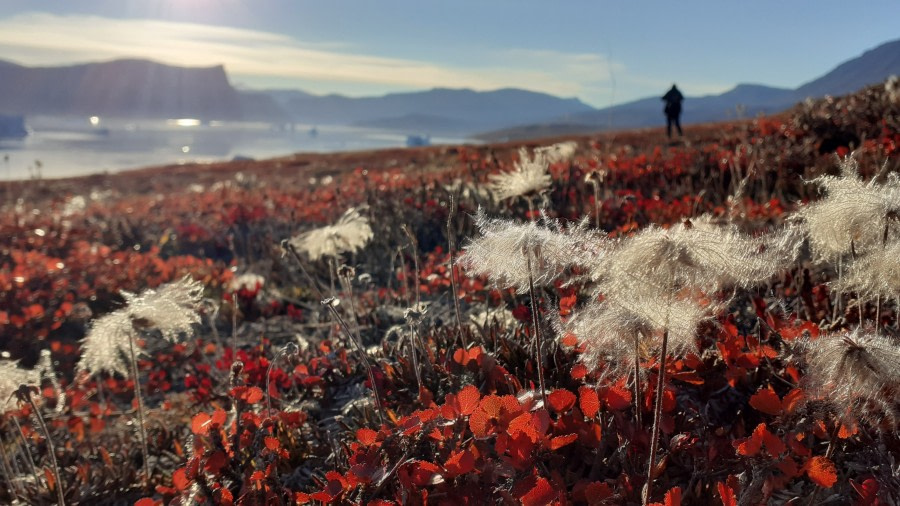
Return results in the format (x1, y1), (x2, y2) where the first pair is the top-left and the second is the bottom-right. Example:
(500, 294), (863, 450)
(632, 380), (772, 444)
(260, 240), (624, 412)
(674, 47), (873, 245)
(2, 83), (899, 505)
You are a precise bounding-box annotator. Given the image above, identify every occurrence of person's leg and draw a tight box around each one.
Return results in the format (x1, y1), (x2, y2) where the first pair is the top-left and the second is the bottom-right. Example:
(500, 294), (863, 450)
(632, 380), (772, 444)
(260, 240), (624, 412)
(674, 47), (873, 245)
(676, 115), (683, 136)
(666, 116), (673, 138)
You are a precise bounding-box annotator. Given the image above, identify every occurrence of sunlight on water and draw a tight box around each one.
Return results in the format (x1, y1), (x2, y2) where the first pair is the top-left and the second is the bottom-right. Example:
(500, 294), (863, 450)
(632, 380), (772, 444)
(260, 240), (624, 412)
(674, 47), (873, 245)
(168, 118), (202, 127)
(0, 118), (476, 181)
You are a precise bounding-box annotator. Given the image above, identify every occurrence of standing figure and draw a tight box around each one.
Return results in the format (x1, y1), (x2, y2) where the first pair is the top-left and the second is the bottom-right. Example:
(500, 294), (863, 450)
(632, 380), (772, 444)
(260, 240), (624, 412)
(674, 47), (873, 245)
(662, 84), (684, 138)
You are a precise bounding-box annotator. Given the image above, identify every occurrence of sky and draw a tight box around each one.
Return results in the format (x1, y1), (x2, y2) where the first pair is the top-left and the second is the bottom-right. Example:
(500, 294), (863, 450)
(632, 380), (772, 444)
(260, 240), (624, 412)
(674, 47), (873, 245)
(0, 1), (897, 108)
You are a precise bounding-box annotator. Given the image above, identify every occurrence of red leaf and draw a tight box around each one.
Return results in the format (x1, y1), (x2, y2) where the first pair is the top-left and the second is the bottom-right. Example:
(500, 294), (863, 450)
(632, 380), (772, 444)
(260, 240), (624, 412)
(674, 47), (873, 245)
(570, 363), (588, 380)
(480, 394), (503, 418)
(579, 387), (600, 418)
(717, 481), (737, 506)
(761, 427), (786, 456)
(547, 389), (576, 413)
(443, 449), (475, 477)
(458, 385), (480, 416)
(172, 468), (189, 491)
(559, 294), (577, 316)
(204, 451), (227, 474)
(264, 437), (280, 451)
(191, 412), (212, 435)
(805, 456), (838, 488)
(217, 488), (234, 506)
(549, 433), (578, 450)
(508, 412), (540, 443)
(242, 386), (264, 404)
(749, 385), (782, 416)
(781, 388), (805, 415)
(44, 467), (55, 491)
(521, 477), (556, 506)
(850, 478), (879, 505)
(469, 409), (493, 438)
(838, 422), (858, 439)
(735, 428), (763, 457)
(664, 487), (682, 506)
(736, 423), (783, 457)
(584, 481), (613, 501)
(357, 428), (378, 446)
(603, 384), (632, 411)
(211, 408), (227, 427)
(134, 499), (159, 506)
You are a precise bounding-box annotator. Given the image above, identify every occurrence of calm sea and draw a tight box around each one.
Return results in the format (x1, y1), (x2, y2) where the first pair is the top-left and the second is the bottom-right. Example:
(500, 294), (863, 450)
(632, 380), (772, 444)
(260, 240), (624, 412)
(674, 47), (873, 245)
(0, 116), (471, 181)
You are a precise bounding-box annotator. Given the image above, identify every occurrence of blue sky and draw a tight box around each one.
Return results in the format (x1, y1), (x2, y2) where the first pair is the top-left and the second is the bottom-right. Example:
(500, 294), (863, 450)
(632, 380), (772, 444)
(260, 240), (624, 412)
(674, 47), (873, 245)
(0, 1), (897, 107)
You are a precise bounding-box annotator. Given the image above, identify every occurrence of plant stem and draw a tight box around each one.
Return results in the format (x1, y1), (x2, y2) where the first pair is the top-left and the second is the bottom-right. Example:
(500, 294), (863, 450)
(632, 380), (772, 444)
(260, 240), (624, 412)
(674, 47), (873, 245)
(402, 225), (421, 311)
(524, 245), (547, 406)
(447, 194), (467, 348)
(127, 333), (151, 489)
(283, 241), (386, 425)
(231, 292), (238, 356)
(24, 390), (66, 505)
(643, 329), (669, 506)
(325, 302), (386, 424)
(11, 416), (39, 488)
(633, 332), (643, 429)
(0, 431), (21, 503)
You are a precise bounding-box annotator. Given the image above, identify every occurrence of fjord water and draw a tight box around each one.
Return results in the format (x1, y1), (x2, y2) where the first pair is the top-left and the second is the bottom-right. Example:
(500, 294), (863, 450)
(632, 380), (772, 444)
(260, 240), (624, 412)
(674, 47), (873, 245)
(0, 117), (470, 181)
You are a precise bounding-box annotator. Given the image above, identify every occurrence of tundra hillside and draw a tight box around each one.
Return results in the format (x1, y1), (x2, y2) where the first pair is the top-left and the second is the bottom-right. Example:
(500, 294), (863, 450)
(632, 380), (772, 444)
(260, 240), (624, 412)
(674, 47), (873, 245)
(1, 78), (899, 505)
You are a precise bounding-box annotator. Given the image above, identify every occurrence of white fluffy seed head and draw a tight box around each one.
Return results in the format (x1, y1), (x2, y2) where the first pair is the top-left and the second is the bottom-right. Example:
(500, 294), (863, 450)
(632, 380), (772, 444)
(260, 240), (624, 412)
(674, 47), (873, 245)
(797, 157), (900, 264)
(487, 147), (552, 202)
(126, 276), (203, 342)
(289, 207), (373, 261)
(534, 141), (578, 164)
(886, 75), (900, 105)
(801, 329), (900, 425)
(78, 310), (134, 377)
(78, 277), (204, 377)
(596, 217), (784, 296)
(563, 292), (711, 375)
(460, 210), (608, 293)
(832, 240), (900, 301)
(0, 360), (40, 412)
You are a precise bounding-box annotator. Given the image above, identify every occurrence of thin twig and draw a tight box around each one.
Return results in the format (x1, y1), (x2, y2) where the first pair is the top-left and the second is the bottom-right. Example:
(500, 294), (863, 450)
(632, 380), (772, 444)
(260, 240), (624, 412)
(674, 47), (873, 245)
(524, 244), (547, 406)
(643, 329), (669, 506)
(127, 333), (151, 489)
(447, 193), (467, 349)
(19, 386), (66, 505)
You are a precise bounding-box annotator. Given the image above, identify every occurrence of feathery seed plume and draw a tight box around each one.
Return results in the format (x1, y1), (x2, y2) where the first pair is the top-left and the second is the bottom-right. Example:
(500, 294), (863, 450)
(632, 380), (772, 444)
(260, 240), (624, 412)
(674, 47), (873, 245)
(488, 147), (552, 202)
(596, 217), (783, 296)
(563, 292), (711, 374)
(0, 360), (40, 412)
(797, 157), (900, 264)
(802, 329), (900, 424)
(288, 207), (373, 261)
(460, 210), (607, 293)
(78, 276), (203, 377)
(831, 240), (900, 302)
(534, 141), (578, 164)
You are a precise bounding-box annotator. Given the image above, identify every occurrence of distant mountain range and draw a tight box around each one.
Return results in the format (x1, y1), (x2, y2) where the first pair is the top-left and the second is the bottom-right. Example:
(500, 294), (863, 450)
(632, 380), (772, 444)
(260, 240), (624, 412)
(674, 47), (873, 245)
(0, 58), (593, 131)
(482, 38), (900, 140)
(0, 37), (898, 139)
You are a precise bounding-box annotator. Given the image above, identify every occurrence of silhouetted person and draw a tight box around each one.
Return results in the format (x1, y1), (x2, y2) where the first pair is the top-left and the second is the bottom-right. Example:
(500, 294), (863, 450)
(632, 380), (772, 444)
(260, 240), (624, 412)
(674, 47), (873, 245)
(662, 84), (684, 138)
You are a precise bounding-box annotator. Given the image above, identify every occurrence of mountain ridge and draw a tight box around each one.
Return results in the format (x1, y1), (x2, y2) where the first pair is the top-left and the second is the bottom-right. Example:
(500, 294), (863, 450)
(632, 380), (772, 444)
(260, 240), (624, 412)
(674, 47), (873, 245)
(480, 38), (900, 141)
